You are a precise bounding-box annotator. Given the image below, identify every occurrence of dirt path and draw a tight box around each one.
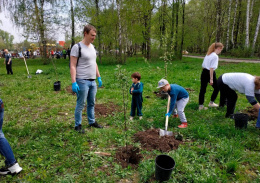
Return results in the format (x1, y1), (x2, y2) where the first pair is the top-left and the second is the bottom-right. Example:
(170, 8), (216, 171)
(183, 55), (260, 63)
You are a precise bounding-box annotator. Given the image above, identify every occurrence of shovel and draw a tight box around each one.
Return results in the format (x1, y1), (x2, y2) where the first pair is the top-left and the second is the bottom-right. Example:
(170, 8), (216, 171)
(22, 56), (32, 78)
(160, 95), (173, 136)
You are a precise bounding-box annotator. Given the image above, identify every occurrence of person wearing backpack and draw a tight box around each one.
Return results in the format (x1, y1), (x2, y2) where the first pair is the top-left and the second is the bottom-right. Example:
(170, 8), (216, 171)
(70, 24), (103, 133)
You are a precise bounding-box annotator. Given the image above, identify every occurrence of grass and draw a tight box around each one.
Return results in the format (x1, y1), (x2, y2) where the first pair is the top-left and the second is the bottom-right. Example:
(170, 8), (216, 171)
(0, 56), (260, 182)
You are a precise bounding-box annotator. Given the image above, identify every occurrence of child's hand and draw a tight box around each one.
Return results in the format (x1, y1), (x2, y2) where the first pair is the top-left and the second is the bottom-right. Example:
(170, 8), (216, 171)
(131, 87), (134, 93)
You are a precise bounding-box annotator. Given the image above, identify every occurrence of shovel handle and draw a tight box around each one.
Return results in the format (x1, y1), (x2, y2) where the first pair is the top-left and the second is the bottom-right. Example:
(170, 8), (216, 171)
(165, 95), (171, 131)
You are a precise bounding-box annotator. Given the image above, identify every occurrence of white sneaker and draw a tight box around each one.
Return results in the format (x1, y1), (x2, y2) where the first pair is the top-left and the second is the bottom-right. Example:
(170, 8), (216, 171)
(8, 163), (22, 174)
(130, 116), (134, 121)
(208, 102), (219, 107)
(199, 106), (208, 110)
(139, 116), (143, 120)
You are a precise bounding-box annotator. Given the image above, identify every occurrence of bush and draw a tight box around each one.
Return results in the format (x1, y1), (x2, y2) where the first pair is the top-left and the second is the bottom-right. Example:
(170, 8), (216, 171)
(229, 47), (253, 58)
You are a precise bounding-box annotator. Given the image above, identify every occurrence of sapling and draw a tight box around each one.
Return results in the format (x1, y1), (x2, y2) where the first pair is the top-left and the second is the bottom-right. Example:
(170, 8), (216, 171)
(114, 65), (130, 151)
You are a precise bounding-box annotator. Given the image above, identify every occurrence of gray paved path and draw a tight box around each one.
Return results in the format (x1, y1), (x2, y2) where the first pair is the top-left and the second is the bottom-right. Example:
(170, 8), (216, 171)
(183, 55), (260, 63)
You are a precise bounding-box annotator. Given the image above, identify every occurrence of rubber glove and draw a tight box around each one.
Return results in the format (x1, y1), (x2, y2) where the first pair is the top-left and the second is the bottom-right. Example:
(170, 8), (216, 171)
(165, 113), (171, 117)
(72, 82), (80, 94)
(97, 77), (102, 87)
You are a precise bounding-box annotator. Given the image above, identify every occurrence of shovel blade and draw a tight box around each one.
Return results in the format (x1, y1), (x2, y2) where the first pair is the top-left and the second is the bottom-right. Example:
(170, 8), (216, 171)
(159, 128), (173, 136)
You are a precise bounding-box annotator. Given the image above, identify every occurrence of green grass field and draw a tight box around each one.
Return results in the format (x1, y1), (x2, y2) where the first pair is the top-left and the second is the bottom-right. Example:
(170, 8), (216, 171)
(0, 56), (259, 182)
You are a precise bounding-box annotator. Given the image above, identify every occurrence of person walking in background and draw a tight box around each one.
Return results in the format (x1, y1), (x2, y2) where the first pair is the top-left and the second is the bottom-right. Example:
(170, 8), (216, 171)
(62, 48), (67, 59)
(67, 48), (71, 60)
(3, 49), (13, 75)
(70, 24), (103, 133)
(130, 72), (143, 120)
(217, 73), (260, 119)
(157, 79), (189, 128)
(0, 99), (22, 175)
(198, 42), (224, 110)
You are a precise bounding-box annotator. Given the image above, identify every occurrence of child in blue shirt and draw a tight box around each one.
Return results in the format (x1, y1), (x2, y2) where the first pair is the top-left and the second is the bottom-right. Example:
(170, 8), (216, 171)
(130, 72), (143, 120)
(157, 79), (189, 128)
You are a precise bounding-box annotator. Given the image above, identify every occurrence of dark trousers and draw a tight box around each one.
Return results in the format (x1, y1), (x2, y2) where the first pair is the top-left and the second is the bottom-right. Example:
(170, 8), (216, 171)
(130, 95), (143, 117)
(217, 75), (237, 117)
(6, 63), (13, 75)
(199, 69), (219, 105)
(63, 54), (66, 59)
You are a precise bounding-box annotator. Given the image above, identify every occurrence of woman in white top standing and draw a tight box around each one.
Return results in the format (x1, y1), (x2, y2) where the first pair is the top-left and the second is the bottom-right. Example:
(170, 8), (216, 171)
(199, 42), (224, 110)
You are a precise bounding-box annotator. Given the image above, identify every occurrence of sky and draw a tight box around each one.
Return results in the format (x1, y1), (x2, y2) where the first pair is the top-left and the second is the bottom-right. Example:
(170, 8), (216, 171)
(0, 11), (66, 44)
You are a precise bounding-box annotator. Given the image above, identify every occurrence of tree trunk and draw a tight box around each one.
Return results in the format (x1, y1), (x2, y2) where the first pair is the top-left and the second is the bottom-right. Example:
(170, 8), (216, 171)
(226, 0), (232, 51)
(179, 0), (185, 60)
(169, 0), (175, 51)
(231, 0), (238, 48)
(174, 0), (179, 54)
(159, 0), (167, 48)
(245, 0), (250, 48)
(234, 0), (242, 48)
(252, 9), (260, 52)
(70, 0), (75, 48)
(216, 0), (222, 42)
(95, 0), (102, 64)
(116, 0), (122, 64)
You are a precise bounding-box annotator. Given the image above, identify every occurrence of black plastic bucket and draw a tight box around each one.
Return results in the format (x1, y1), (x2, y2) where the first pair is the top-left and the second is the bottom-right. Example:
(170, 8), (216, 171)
(155, 155), (175, 182)
(54, 81), (61, 91)
(234, 113), (249, 129)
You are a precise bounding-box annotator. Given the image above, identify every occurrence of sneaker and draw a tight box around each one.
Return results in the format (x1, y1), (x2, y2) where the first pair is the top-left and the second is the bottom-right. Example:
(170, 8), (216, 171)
(75, 124), (85, 133)
(130, 116), (134, 121)
(139, 116), (143, 120)
(173, 114), (178, 118)
(90, 122), (103, 128)
(208, 102), (219, 107)
(178, 122), (188, 128)
(0, 162), (22, 175)
(199, 106), (208, 110)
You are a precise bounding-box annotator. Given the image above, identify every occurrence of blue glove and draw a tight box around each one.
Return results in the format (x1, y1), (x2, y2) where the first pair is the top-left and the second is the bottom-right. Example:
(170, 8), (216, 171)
(165, 113), (171, 117)
(98, 77), (102, 87)
(72, 82), (80, 94)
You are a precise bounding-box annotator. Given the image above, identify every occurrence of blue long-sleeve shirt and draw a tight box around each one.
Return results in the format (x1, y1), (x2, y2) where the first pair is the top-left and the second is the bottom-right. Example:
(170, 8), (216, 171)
(130, 82), (143, 94)
(167, 84), (189, 114)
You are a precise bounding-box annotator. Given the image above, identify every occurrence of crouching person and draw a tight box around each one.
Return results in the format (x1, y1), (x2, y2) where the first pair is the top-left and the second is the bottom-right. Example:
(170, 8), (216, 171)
(157, 79), (189, 128)
(0, 99), (22, 175)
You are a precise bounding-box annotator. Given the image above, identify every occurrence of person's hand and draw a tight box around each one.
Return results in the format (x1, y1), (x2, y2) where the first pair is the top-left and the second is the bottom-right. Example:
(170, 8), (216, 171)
(97, 77), (102, 87)
(165, 113), (171, 117)
(72, 82), (80, 94)
(209, 79), (213, 85)
(131, 87), (134, 92)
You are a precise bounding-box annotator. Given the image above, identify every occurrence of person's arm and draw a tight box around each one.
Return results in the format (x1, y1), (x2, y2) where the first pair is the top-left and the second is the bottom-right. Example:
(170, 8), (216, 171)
(132, 83), (143, 94)
(209, 68), (214, 85)
(96, 63), (100, 77)
(96, 64), (102, 87)
(70, 56), (78, 83)
(246, 95), (260, 110)
(8, 57), (11, 64)
(167, 95), (177, 115)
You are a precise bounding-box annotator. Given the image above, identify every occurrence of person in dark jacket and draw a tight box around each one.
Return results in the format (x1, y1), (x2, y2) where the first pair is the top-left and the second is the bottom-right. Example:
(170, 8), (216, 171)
(3, 49), (13, 75)
(130, 72), (143, 120)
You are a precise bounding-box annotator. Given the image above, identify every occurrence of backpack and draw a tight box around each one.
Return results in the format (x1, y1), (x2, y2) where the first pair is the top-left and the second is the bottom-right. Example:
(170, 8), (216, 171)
(69, 43), (81, 68)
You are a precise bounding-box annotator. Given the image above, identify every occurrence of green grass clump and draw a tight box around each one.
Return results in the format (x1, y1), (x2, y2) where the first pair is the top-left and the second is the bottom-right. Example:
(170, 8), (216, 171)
(0, 56), (259, 182)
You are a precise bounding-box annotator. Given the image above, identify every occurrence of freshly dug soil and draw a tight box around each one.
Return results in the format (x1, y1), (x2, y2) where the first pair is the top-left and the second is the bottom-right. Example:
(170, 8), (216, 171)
(134, 129), (183, 152)
(243, 106), (258, 120)
(153, 91), (168, 99)
(66, 85), (76, 95)
(95, 103), (120, 117)
(185, 88), (195, 92)
(115, 145), (143, 169)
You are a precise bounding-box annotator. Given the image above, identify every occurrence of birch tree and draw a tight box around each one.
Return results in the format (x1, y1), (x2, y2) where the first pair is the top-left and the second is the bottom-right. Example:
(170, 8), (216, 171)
(245, 0), (250, 48)
(231, 0), (238, 48)
(252, 9), (260, 51)
(226, 0), (232, 51)
(116, 0), (122, 63)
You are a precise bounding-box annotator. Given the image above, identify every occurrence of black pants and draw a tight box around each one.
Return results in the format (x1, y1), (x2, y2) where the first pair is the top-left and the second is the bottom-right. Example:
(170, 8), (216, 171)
(6, 63), (13, 75)
(217, 75), (237, 117)
(130, 95), (143, 117)
(199, 69), (219, 105)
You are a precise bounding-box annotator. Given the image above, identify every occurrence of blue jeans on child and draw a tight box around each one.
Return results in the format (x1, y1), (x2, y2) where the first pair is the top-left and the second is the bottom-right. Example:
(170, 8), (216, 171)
(256, 109), (260, 128)
(74, 79), (97, 127)
(0, 99), (16, 167)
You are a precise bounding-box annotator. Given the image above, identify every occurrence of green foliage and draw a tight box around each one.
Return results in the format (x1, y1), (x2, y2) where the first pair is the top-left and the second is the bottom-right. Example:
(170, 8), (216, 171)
(229, 47), (254, 58)
(0, 56), (259, 182)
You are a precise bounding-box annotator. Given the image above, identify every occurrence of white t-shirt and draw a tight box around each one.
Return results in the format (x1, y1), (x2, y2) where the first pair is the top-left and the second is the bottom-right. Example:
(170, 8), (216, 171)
(70, 42), (97, 79)
(202, 52), (219, 70)
(222, 73), (260, 96)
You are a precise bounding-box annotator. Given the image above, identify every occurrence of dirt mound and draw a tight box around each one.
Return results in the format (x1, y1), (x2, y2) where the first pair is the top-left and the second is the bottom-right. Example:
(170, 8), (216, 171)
(185, 88), (195, 92)
(243, 106), (258, 120)
(115, 145), (143, 169)
(95, 103), (120, 117)
(153, 91), (168, 99)
(66, 85), (76, 95)
(134, 129), (183, 152)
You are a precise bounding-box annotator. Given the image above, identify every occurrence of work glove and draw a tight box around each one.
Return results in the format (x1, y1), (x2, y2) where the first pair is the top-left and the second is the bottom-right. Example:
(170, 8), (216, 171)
(165, 112), (171, 117)
(72, 82), (80, 94)
(97, 77), (102, 87)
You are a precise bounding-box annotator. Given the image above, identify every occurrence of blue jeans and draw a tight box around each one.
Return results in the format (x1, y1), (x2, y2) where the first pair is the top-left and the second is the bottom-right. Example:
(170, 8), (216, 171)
(75, 79), (97, 127)
(256, 109), (260, 128)
(0, 99), (16, 166)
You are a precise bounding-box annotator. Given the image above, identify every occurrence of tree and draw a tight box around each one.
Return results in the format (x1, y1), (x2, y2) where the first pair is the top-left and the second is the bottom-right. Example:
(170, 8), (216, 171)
(245, 0), (250, 48)
(70, 0), (75, 48)
(0, 29), (14, 50)
(252, 9), (260, 52)
(226, 0), (232, 51)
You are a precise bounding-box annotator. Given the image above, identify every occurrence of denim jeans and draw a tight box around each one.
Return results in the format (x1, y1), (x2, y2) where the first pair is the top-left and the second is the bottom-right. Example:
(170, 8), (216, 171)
(0, 99), (16, 166)
(256, 109), (260, 128)
(75, 79), (97, 127)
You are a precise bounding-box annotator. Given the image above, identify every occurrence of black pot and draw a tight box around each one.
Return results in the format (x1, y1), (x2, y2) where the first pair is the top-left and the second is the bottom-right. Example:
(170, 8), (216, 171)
(54, 81), (61, 91)
(155, 155), (175, 182)
(234, 113), (249, 129)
